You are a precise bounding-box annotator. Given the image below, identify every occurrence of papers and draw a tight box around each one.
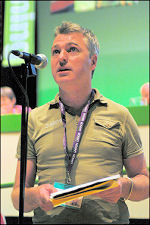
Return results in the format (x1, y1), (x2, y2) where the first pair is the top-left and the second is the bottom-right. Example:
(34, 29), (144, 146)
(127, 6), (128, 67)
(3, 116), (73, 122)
(53, 182), (83, 209)
(50, 174), (120, 207)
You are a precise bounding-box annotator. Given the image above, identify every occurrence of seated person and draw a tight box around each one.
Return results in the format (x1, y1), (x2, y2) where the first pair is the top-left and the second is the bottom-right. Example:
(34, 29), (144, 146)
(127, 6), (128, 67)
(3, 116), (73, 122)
(129, 82), (149, 106)
(140, 82), (149, 105)
(1, 86), (31, 115)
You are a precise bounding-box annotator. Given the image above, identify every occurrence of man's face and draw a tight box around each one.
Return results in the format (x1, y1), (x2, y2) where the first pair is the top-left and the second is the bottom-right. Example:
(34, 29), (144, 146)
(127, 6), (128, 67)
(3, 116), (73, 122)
(51, 32), (97, 89)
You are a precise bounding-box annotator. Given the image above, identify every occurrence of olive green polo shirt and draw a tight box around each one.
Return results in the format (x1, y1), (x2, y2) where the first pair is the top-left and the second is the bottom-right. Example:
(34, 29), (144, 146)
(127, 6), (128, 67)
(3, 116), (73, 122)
(16, 89), (143, 224)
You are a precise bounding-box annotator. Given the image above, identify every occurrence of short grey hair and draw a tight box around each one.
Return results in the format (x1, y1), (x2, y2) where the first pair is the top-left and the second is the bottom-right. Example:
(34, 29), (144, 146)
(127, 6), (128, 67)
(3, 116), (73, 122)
(54, 21), (100, 58)
(0, 86), (16, 101)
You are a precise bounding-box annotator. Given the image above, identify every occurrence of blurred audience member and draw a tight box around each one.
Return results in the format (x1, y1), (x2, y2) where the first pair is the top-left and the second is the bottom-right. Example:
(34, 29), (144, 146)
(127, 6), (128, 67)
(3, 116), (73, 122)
(0, 213), (6, 224)
(0, 86), (31, 115)
(140, 82), (149, 105)
(129, 82), (149, 106)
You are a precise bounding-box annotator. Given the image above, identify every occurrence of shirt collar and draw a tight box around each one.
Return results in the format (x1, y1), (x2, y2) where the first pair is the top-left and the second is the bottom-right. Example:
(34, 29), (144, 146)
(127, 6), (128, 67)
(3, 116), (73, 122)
(49, 93), (59, 109)
(48, 88), (107, 110)
(92, 88), (108, 106)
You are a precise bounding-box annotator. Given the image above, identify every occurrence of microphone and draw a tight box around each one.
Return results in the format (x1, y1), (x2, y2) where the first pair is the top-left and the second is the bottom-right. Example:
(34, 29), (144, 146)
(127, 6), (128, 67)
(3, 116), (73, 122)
(11, 50), (48, 69)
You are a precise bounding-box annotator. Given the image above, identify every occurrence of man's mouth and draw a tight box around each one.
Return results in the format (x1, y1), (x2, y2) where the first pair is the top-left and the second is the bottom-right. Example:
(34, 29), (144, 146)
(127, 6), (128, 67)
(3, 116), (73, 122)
(57, 68), (71, 72)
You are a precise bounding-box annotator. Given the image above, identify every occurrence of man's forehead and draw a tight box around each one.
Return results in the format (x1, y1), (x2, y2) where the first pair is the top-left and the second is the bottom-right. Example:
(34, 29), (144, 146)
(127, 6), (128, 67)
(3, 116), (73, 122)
(52, 32), (86, 48)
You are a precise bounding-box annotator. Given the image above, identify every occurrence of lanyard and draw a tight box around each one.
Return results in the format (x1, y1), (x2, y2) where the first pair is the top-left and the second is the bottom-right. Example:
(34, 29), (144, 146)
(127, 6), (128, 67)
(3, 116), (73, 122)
(59, 90), (94, 184)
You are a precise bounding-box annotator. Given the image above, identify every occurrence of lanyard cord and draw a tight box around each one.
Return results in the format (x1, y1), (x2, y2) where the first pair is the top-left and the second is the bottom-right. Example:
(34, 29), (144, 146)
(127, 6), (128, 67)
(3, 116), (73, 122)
(59, 90), (94, 184)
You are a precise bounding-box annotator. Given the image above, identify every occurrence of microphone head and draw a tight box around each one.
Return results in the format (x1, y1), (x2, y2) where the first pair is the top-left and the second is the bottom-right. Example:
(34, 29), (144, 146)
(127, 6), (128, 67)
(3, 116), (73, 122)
(11, 50), (21, 56)
(35, 54), (48, 69)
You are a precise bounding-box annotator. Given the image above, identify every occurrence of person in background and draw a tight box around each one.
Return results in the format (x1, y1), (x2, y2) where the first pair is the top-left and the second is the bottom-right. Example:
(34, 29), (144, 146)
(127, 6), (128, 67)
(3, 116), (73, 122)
(140, 82), (149, 105)
(11, 22), (149, 224)
(0, 213), (6, 224)
(0, 86), (31, 115)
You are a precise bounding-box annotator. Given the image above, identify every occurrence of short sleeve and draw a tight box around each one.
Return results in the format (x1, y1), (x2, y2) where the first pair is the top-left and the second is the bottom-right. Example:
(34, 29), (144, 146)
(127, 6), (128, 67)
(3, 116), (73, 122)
(16, 111), (37, 160)
(122, 110), (143, 159)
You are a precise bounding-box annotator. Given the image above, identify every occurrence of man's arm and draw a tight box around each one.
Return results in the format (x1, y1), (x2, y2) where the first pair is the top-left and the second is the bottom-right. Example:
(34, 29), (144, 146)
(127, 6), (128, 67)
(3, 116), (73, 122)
(94, 153), (149, 203)
(11, 159), (56, 212)
(121, 153), (149, 201)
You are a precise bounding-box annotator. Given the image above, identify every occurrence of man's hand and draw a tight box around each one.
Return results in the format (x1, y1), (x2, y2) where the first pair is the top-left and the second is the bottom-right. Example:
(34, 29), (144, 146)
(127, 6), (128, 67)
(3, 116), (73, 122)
(93, 179), (122, 203)
(36, 184), (57, 211)
(93, 177), (136, 203)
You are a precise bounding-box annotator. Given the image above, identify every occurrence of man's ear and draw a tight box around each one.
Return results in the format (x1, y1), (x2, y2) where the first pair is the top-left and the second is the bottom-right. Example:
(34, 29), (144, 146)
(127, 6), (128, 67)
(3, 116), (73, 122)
(91, 54), (97, 70)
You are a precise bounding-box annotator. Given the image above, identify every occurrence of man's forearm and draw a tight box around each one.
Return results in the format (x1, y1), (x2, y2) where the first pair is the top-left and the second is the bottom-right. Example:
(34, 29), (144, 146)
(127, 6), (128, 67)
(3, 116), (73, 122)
(121, 174), (149, 201)
(11, 186), (39, 213)
(130, 174), (149, 201)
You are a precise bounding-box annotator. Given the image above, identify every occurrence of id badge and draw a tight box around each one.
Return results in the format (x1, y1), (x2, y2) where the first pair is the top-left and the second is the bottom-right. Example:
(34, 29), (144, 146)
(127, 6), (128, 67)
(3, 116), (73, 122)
(54, 182), (83, 209)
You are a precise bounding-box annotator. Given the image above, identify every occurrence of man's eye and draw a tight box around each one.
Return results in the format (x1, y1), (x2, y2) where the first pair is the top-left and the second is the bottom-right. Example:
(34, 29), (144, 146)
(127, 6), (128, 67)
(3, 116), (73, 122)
(52, 49), (60, 55)
(68, 47), (79, 52)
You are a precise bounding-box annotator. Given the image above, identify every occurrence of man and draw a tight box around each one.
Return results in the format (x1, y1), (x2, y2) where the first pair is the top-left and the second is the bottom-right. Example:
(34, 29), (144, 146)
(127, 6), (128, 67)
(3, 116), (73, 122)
(11, 22), (149, 224)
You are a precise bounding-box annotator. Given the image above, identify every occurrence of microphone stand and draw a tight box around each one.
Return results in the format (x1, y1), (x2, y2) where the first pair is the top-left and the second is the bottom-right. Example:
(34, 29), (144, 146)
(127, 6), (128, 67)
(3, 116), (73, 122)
(18, 62), (37, 224)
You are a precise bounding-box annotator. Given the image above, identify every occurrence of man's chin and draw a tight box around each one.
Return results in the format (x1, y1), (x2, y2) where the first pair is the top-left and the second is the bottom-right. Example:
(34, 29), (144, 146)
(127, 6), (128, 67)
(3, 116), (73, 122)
(56, 75), (75, 83)
(56, 77), (77, 88)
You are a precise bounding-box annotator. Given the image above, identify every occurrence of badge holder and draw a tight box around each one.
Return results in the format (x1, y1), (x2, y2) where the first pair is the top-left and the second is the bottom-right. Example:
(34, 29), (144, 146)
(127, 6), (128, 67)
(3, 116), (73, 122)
(53, 182), (83, 209)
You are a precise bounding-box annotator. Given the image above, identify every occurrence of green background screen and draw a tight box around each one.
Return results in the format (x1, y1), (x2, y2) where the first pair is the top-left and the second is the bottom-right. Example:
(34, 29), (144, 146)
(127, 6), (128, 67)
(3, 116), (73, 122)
(37, 1), (149, 107)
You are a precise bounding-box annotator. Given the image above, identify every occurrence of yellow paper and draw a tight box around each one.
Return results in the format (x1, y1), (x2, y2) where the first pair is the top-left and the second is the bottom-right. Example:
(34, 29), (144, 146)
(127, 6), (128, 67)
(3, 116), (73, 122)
(50, 179), (119, 207)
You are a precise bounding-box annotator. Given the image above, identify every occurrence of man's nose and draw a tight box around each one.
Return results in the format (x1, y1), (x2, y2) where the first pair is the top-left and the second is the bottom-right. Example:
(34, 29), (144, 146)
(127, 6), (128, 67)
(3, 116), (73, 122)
(59, 50), (68, 66)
